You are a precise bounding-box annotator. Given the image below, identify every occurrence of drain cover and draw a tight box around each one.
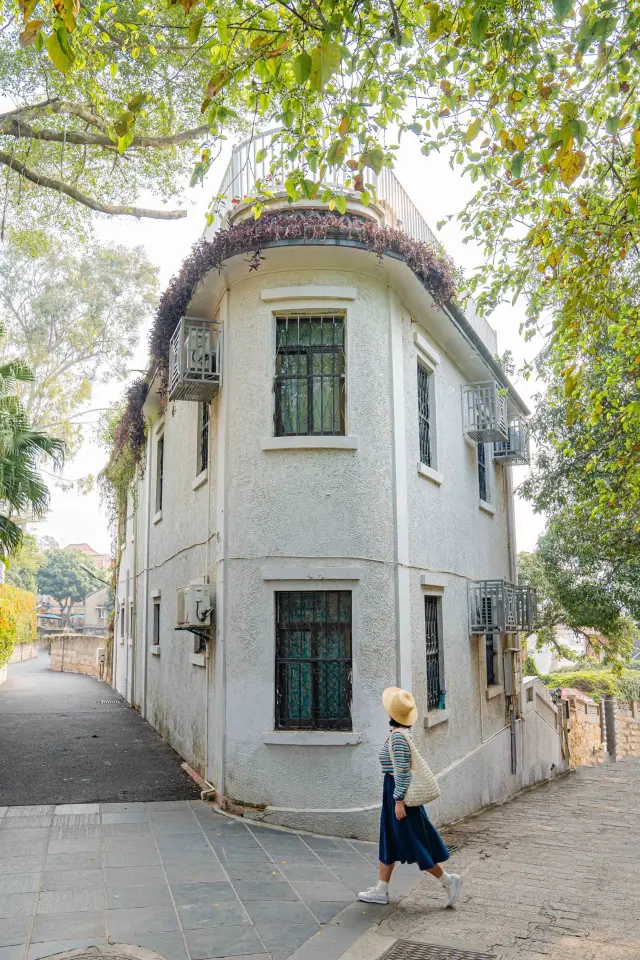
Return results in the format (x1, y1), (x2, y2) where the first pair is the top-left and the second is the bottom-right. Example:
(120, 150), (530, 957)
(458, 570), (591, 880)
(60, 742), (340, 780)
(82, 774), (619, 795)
(100, 699), (123, 704)
(380, 942), (496, 960)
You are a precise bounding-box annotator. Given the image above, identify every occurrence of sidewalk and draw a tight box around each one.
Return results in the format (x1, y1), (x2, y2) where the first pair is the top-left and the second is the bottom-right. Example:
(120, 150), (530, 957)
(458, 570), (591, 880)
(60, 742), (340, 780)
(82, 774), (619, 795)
(340, 758), (640, 960)
(0, 801), (419, 960)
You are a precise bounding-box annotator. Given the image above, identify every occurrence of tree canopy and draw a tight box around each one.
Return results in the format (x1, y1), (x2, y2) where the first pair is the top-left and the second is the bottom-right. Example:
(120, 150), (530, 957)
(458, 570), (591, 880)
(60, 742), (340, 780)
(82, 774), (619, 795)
(0, 233), (158, 455)
(5, 532), (44, 592)
(37, 548), (99, 624)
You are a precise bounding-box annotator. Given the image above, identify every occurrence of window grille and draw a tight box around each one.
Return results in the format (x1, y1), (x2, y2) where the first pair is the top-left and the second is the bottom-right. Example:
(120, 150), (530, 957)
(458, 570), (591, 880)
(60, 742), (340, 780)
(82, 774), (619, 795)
(275, 591), (352, 730)
(493, 415), (531, 465)
(156, 435), (164, 513)
(274, 316), (345, 437)
(477, 443), (489, 503)
(417, 363), (432, 467)
(152, 598), (160, 646)
(486, 635), (497, 686)
(462, 381), (508, 443)
(169, 317), (222, 402)
(198, 402), (210, 474)
(424, 596), (441, 712)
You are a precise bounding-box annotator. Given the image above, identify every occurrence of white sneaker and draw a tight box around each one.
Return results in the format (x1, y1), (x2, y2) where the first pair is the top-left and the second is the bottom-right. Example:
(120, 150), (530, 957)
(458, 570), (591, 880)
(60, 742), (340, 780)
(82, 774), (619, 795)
(357, 885), (389, 905)
(446, 873), (462, 908)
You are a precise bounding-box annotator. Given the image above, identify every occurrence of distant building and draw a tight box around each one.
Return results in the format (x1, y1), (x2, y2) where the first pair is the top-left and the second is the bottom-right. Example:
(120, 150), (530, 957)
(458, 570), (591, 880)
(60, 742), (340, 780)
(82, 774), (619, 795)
(84, 586), (110, 636)
(65, 543), (112, 571)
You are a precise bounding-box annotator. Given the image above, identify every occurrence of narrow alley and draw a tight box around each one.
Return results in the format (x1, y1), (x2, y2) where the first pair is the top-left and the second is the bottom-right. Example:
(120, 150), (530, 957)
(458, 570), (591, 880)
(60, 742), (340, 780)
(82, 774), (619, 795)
(0, 655), (199, 806)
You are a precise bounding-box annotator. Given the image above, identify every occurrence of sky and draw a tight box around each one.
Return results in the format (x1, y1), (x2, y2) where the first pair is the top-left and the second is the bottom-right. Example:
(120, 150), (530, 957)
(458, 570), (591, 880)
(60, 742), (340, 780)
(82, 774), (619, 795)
(36, 135), (546, 557)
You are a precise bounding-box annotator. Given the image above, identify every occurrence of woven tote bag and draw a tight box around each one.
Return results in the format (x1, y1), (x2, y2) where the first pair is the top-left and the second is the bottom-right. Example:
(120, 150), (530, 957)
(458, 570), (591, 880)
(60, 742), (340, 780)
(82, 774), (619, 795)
(389, 730), (441, 806)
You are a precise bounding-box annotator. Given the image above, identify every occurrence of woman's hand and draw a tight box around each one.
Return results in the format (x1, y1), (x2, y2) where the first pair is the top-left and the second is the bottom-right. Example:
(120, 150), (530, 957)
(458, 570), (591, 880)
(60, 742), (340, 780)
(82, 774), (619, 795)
(395, 799), (407, 820)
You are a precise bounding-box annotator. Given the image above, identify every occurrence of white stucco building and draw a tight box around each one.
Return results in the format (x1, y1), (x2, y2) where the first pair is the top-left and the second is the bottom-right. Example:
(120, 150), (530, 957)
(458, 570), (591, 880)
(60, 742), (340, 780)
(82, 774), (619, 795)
(113, 134), (565, 838)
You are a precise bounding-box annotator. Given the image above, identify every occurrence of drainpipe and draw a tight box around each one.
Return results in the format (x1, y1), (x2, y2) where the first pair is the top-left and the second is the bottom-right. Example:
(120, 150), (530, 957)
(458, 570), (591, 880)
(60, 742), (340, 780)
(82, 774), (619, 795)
(214, 289), (230, 799)
(141, 429), (153, 719)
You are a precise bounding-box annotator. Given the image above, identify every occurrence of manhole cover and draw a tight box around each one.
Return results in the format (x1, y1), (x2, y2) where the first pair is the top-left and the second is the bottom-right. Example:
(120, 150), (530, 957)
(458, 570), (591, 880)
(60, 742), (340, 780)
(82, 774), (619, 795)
(380, 942), (496, 960)
(100, 699), (123, 705)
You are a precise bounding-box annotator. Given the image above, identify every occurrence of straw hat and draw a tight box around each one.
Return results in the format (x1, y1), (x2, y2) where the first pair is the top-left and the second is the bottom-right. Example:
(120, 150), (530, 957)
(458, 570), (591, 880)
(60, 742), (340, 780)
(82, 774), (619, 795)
(382, 687), (418, 726)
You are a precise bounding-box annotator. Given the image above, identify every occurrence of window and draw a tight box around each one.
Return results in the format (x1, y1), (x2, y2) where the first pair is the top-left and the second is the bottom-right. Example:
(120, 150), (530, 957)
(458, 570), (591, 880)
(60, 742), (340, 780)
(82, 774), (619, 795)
(129, 601), (134, 637)
(96, 606), (105, 620)
(156, 434), (164, 513)
(486, 634), (497, 686)
(478, 442), (490, 503)
(120, 604), (125, 640)
(417, 363), (432, 467)
(197, 402), (210, 474)
(274, 315), (345, 437)
(424, 596), (442, 712)
(275, 591), (352, 730)
(152, 598), (160, 646)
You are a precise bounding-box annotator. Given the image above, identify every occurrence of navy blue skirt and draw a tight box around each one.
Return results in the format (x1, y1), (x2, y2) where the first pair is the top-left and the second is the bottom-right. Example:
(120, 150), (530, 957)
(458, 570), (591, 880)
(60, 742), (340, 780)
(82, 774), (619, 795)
(379, 774), (450, 871)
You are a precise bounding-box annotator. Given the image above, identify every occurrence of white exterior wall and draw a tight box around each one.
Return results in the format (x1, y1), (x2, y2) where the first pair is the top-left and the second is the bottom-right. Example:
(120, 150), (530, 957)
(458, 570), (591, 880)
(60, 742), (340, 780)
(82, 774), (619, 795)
(114, 240), (563, 837)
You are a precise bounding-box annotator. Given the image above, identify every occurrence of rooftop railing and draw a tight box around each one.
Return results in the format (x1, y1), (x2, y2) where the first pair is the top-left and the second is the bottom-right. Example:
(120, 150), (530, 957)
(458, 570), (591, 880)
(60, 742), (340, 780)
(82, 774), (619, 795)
(207, 129), (497, 354)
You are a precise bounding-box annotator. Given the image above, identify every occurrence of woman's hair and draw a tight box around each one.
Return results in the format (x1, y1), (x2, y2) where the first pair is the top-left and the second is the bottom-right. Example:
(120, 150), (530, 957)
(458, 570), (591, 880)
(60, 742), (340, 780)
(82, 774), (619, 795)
(389, 718), (412, 729)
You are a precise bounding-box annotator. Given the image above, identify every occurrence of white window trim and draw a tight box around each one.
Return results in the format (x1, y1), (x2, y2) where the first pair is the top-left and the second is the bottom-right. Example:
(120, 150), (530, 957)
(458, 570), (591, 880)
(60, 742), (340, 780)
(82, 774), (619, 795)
(263, 731), (361, 746)
(151, 589), (161, 599)
(417, 462), (443, 486)
(479, 499), (496, 516)
(190, 653), (207, 667)
(424, 708), (450, 729)
(413, 329), (441, 372)
(261, 286), (357, 303)
(486, 683), (504, 700)
(150, 647), (161, 657)
(153, 510), (163, 525)
(420, 574), (446, 590)
(192, 469), (208, 491)
(262, 436), (358, 451)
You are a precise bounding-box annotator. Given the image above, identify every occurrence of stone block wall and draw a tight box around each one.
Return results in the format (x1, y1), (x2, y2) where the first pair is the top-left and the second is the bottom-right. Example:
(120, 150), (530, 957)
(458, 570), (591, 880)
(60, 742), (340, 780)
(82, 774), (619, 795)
(567, 697), (604, 767)
(9, 642), (38, 663)
(49, 634), (106, 680)
(616, 701), (640, 760)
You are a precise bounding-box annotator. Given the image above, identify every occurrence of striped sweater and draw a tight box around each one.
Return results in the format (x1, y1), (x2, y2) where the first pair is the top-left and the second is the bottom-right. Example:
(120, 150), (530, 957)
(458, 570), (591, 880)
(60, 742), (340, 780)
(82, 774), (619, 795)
(379, 730), (412, 800)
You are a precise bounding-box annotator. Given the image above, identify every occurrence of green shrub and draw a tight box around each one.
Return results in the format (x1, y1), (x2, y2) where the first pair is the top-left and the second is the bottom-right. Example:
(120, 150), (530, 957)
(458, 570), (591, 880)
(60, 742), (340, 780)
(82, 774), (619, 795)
(0, 584), (37, 666)
(541, 668), (640, 703)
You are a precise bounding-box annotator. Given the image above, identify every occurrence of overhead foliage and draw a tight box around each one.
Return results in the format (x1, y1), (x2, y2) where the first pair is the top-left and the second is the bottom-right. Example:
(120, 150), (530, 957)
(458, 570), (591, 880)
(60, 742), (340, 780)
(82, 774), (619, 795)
(0, 322), (64, 555)
(0, 233), (158, 456)
(37, 548), (100, 625)
(519, 530), (638, 670)
(5, 532), (45, 592)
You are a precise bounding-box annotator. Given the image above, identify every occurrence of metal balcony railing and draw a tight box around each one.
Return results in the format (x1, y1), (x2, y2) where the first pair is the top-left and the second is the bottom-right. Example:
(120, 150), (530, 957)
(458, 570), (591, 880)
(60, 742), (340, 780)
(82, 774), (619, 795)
(493, 415), (531, 465)
(206, 130), (497, 354)
(469, 580), (537, 634)
(462, 381), (508, 443)
(168, 317), (222, 402)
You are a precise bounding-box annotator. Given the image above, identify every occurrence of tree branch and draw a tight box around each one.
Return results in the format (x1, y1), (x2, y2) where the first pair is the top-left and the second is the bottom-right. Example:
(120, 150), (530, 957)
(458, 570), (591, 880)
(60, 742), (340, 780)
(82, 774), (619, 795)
(1, 117), (211, 150)
(0, 151), (187, 220)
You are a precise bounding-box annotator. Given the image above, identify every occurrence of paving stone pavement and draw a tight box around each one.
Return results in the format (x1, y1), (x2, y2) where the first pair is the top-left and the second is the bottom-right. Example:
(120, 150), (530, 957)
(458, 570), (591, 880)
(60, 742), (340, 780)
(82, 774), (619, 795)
(339, 758), (640, 960)
(0, 800), (419, 960)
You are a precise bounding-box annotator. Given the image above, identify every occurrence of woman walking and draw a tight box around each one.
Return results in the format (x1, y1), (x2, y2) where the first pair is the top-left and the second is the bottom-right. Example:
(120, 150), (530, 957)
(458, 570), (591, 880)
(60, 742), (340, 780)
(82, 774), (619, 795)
(358, 687), (461, 907)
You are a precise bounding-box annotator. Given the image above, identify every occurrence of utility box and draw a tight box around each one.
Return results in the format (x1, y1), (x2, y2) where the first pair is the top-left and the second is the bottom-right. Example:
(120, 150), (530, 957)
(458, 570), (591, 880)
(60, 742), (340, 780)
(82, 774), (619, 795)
(176, 584), (214, 628)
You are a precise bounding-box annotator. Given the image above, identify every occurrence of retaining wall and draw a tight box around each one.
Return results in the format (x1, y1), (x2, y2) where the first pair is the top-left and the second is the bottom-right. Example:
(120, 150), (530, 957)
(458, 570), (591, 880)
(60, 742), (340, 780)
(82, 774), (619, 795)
(49, 634), (106, 680)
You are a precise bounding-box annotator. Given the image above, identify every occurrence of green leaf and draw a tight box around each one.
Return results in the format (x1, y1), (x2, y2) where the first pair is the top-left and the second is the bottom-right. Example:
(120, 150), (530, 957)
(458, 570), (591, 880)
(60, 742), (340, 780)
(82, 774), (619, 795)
(188, 15), (204, 44)
(218, 20), (230, 44)
(464, 117), (482, 142)
(361, 146), (384, 175)
(470, 10), (489, 45)
(255, 147), (268, 163)
(511, 152), (525, 177)
(552, 0), (573, 22)
(335, 194), (347, 214)
(606, 115), (620, 135)
(284, 177), (296, 200)
(127, 93), (149, 113)
(45, 29), (74, 73)
(309, 41), (341, 92)
(293, 52), (312, 85)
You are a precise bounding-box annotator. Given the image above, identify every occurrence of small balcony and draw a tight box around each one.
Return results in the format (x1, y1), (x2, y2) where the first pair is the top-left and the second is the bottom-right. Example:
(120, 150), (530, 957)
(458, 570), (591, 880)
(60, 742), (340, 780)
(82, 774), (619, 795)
(168, 317), (222, 402)
(493, 415), (531, 465)
(462, 381), (508, 443)
(469, 580), (537, 634)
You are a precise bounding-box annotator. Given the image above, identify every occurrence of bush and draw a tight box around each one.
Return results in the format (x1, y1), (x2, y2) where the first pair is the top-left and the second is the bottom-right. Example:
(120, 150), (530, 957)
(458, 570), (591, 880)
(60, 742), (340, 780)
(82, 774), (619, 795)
(540, 668), (640, 703)
(523, 655), (539, 677)
(0, 584), (37, 666)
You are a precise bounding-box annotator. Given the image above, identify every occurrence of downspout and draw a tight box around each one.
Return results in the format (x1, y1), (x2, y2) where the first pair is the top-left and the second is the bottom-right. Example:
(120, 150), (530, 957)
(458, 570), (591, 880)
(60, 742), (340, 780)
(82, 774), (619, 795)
(214, 289), (230, 799)
(131, 494), (139, 708)
(204, 404), (212, 782)
(141, 426), (153, 718)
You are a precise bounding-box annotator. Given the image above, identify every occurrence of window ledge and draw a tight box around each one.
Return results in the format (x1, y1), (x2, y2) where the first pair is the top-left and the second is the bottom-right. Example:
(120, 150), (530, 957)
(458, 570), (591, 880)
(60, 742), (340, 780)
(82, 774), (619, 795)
(263, 731), (361, 746)
(120, 542), (126, 553)
(262, 436), (358, 451)
(479, 500), (496, 516)
(417, 462), (443, 486)
(153, 510), (163, 525)
(486, 684), (504, 700)
(189, 653), (207, 667)
(192, 469), (208, 491)
(424, 708), (450, 729)
(150, 646), (161, 657)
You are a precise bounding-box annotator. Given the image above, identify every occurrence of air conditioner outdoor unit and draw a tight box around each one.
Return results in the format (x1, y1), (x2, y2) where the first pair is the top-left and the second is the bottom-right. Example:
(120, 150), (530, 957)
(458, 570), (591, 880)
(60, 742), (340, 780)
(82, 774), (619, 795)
(176, 584), (214, 629)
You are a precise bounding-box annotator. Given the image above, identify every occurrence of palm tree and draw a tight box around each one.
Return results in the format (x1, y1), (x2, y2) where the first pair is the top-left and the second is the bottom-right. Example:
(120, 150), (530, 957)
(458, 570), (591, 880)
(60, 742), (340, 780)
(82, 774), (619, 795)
(0, 323), (64, 556)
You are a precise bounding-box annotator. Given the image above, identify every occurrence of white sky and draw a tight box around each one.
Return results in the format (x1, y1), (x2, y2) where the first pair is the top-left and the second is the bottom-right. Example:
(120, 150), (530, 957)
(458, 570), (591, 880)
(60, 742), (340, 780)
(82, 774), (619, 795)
(37, 136), (546, 556)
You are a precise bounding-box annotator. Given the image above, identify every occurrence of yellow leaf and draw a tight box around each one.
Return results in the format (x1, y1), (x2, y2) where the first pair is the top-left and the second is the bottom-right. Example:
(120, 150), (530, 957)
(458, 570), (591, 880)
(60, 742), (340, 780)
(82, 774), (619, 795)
(464, 117), (482, 142)
(338, 115), (348, 137)
(18, 18), (43, 47)
(558, 149), (586, 186)
(635, 143), (640, 166)
(512, 132), (526, 151)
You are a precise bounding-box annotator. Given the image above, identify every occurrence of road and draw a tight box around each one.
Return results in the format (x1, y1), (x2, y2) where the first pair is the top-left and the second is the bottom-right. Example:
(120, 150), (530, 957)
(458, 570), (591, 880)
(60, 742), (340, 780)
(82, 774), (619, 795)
(0, 653), (200, 805)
